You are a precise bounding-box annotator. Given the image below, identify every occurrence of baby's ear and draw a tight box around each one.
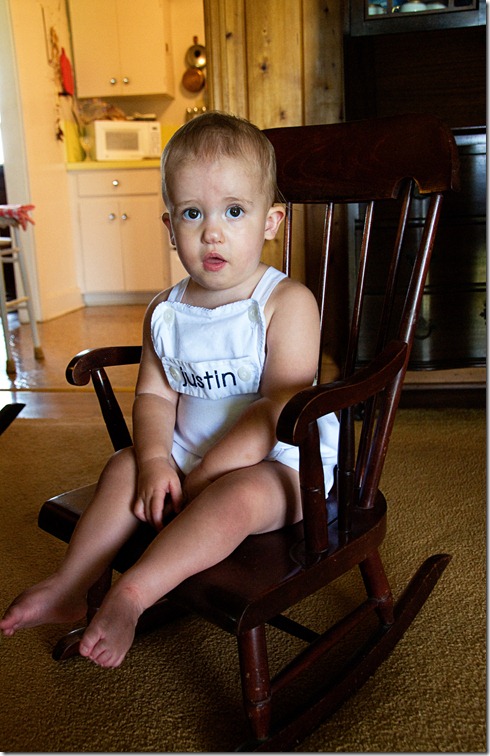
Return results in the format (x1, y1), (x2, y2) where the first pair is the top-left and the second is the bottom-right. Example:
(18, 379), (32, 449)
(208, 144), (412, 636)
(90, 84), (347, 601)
(264, 205), (286, 240)
(162, 212), (175, 245)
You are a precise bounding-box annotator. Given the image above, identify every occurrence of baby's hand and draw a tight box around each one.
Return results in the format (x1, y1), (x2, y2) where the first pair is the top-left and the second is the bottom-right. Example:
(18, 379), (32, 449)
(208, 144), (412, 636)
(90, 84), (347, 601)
(133, 457), (183, 531)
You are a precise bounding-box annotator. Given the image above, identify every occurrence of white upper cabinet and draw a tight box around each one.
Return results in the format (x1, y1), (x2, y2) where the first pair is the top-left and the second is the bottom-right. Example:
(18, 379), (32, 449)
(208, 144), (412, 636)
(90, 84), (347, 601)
(68, 0), (174, 98)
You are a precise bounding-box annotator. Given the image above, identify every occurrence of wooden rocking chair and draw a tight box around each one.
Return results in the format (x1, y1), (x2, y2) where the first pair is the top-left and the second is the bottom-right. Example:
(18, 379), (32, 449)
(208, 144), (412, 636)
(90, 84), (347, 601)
(38, 114), (459, 750)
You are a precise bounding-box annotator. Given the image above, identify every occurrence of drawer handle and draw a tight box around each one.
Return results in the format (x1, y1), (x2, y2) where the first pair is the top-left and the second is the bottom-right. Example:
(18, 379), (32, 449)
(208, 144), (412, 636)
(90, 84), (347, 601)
(112, 180), (119, 187)
(108, 213), (116, 221)
(121, 213), (128, 221)
(110, 77), (117, 86)
(123, 77), (130, 85)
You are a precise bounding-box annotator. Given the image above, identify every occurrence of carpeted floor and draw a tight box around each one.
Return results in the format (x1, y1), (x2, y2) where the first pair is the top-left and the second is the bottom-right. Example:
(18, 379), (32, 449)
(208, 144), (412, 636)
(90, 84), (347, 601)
(0, 407), (486, 752)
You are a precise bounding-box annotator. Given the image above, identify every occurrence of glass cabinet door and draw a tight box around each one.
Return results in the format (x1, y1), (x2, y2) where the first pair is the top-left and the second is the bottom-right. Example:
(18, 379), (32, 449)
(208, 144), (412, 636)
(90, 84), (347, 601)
(350, 0), (484, 34)
(366, 0), (477, 18)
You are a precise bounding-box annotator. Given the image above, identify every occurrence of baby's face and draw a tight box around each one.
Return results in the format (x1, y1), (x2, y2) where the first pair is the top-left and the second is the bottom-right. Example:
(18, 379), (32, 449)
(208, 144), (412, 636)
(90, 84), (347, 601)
(163, 155), (284, 297)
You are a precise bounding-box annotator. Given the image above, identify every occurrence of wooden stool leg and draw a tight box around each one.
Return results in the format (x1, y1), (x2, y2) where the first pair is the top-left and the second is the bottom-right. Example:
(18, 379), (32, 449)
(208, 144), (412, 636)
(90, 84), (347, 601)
(12, 227), (44, 360)
(0, 251), (15, 373)
(238, 626), (272, 741)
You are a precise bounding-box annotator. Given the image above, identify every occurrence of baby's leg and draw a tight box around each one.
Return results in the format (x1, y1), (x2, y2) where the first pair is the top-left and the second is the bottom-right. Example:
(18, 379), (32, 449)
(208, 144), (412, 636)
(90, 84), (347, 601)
(79, 461), (301, 667)
(0, 447), (141, 637)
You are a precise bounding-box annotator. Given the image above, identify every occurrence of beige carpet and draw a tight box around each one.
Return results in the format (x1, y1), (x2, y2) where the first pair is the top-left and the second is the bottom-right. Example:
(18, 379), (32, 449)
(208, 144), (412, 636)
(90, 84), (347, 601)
(0, 407), (486, 752)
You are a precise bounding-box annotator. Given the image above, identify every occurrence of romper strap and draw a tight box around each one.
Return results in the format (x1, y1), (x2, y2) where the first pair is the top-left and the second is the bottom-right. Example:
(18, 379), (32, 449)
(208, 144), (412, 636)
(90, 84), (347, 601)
(251, 267), (287, 307)
(167, 277), (190, 303)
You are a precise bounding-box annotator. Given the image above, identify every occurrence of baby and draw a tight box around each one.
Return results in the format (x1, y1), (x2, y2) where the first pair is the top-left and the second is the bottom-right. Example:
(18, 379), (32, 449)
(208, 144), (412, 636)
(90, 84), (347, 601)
(1, 112), (339, 667)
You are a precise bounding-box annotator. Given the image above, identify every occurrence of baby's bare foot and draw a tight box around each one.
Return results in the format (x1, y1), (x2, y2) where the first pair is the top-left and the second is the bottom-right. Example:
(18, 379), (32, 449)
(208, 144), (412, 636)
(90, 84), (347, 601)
(79, 583), (142, 668)
(0, 574), (87, 637)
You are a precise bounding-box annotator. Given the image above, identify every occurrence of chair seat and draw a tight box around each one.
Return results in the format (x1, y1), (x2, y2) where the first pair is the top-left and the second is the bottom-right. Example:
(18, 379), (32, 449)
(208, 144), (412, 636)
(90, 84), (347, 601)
(39, 486), (387, 635)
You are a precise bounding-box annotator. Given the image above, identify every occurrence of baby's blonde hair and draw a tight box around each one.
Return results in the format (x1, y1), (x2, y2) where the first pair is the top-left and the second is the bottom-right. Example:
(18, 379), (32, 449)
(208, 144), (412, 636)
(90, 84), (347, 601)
(161, 111), (278, 208)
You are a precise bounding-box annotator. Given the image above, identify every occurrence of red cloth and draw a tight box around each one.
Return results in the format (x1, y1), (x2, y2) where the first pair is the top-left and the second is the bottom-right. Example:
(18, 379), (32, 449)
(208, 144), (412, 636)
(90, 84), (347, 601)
(0, 204), (35, 231)
(60, 48), (75, 96)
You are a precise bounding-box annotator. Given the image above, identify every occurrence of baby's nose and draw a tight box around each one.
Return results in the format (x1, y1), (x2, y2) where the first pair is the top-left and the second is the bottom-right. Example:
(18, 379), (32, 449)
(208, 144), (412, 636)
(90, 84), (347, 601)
(202, 219), (224, 243)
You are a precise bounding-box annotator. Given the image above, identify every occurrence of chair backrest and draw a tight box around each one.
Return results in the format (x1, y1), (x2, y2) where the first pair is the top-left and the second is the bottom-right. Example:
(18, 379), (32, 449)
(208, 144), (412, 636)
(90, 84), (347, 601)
(264, 114), (459, 556)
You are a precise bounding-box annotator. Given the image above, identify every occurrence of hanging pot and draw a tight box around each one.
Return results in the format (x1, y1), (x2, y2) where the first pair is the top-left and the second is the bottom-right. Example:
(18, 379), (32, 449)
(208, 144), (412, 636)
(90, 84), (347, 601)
(182, 67), (205, 92)
(185, 37), (206, 69)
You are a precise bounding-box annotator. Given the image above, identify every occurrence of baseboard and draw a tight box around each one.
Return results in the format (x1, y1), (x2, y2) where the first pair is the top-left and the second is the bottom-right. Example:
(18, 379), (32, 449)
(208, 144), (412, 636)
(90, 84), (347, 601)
(83, 292), (159, 306)
(400, 382), (486, 408)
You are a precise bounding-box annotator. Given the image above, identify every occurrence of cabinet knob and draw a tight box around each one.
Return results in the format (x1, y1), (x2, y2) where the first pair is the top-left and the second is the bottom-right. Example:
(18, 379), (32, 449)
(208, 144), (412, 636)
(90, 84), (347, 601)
(121, 213), (129, 221)
(108, 213), (116, 221)
(123, 77), (130, 85)
(112, 180), (119, 187)
(110, 77), (117, 86)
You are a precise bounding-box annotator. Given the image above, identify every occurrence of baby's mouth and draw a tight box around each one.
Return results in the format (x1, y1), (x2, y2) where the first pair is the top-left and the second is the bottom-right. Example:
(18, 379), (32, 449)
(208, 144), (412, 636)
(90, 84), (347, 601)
(203, 253), (227, 272)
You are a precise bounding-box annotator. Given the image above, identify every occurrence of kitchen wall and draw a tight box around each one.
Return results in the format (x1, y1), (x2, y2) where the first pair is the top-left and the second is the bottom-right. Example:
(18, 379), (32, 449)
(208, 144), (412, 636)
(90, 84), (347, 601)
(0, 0), (205, 321)
(0, 0), (82, 321)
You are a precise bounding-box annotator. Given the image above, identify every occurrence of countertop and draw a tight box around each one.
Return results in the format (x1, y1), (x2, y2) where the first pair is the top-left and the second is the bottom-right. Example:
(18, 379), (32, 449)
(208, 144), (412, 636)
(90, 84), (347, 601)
(66, 159), (161, 171)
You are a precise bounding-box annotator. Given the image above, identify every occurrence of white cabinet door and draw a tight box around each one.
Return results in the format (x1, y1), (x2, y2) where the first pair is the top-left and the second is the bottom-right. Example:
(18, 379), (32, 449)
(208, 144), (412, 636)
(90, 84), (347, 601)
(75, 184), (168, 294)
(119, 196), (167, 291)
(78, 199), (125, 292)
(115, 0), (173, 96)
(69, 0), (174, 98)
(69, 0), (122, 98)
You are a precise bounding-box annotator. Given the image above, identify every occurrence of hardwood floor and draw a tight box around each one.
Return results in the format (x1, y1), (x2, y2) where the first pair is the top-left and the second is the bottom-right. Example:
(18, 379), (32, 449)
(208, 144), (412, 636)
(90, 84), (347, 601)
(0, 305), (145, 420)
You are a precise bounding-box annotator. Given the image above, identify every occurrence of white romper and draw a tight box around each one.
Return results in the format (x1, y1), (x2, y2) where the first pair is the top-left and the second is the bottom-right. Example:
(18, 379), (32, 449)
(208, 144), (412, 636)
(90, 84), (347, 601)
(151, 266), (339, 493)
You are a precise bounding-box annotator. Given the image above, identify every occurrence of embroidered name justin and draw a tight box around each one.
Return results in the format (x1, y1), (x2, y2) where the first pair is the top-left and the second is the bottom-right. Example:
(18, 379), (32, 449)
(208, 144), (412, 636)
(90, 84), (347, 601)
(181, 367), (238, 390)
(165, 361), (254, 394)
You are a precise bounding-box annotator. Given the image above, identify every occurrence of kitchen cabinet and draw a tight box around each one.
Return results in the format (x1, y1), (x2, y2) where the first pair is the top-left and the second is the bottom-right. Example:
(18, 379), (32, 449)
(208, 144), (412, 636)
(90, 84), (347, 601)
(68, 0), (174, 98)
(71, 168), (170, 303)
(350, 128), (486, 370)
(343, 2), (486, 379)
(349, 0), (485, 36)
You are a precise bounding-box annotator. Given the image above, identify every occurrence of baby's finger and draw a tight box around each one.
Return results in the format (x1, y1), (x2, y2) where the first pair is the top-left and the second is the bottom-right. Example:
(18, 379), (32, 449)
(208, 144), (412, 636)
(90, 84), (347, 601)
(149, 494), (166, 531)
(168, 478), (184, 513)
(132, 497), (147, 523)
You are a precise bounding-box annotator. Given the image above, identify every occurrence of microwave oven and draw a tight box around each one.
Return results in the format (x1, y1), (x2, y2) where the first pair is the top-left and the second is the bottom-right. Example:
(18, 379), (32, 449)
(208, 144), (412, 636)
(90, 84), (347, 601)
(87, 120), (162, 161)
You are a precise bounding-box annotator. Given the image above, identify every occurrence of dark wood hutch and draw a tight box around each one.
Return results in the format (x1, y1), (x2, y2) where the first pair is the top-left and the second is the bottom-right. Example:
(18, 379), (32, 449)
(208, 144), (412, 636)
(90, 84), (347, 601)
(341, 0), (486, 402)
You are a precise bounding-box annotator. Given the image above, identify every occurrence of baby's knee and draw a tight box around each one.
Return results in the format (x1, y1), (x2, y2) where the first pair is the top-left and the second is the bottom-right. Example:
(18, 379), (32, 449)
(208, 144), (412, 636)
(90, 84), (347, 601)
(104, 445), (137, 477)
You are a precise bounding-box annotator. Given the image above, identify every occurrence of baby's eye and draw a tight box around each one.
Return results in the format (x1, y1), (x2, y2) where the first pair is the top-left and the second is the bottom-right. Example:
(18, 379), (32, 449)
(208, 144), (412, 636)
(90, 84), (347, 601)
(226, 205), (244, 219)
(183, 208), (201, 220)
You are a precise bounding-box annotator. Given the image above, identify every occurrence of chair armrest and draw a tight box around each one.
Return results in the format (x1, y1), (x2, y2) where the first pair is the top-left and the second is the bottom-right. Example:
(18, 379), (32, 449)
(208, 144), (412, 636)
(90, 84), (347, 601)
(277, 340), (408, 557)
(65, 345), (142, 451)
(277, 340), (407, 446)
(66, 346), (142, 386)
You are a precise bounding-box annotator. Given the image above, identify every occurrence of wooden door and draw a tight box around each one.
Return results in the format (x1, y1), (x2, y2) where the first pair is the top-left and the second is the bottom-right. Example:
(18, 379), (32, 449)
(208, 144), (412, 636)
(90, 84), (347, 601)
(203, 0), (347, 363)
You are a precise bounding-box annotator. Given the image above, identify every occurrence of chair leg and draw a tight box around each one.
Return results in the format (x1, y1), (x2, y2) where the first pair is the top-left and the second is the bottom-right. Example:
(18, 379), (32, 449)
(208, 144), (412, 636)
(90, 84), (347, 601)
(237, 626), (272, 741)
(359, 549), (395, 626)
(241, 555), (451, 752)
(86, 566), (113, 622)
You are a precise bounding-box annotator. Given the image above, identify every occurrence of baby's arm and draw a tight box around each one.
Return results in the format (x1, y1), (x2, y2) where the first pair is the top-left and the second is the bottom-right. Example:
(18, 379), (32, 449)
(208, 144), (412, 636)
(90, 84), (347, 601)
(131, 296), (183, 529)
(184, 279), (320, 501)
